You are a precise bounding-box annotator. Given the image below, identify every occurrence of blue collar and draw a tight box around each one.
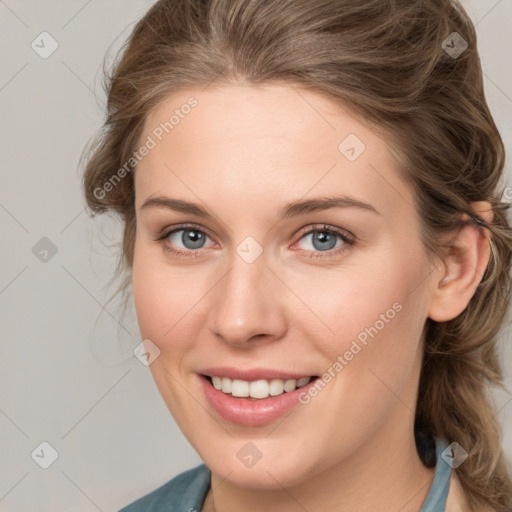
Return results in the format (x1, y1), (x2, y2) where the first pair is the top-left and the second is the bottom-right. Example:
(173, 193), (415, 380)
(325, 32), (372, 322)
(419, 436), (452, 511)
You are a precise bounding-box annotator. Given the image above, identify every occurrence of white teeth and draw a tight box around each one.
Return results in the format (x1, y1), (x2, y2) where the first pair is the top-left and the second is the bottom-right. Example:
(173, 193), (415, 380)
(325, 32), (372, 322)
(231, 379), (249, 397)
(283, 379), (296, 392)
(221, 377), (232, 394)
(208, 376), (312, 399)
(297, 376), (310, 387)
(269, 379), (284, 396)
(249, 379), (269, 399)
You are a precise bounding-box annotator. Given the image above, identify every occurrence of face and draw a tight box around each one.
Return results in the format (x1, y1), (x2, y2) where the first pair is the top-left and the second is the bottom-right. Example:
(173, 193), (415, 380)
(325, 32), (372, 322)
(131, 83), (437, 489)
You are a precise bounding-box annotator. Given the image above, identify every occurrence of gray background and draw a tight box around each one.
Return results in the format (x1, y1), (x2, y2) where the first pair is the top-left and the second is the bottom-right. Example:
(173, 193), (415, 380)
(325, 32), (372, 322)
(1, 1), (511, 511)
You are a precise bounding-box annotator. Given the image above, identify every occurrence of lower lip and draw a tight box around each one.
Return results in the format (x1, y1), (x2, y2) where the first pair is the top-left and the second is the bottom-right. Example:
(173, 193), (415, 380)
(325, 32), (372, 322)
(198, 374), (318, 426)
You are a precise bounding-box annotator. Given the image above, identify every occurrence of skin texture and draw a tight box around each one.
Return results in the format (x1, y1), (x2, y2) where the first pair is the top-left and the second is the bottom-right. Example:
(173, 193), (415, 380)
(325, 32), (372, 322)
(131, 83), (493, 511)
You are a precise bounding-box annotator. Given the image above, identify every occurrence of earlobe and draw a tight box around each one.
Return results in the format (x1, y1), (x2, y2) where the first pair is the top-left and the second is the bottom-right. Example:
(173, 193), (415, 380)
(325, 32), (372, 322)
(428, 201), (494, 322)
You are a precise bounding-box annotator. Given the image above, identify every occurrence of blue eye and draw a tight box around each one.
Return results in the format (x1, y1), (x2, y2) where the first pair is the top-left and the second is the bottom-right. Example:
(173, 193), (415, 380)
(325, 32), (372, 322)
(156, 223), (355, 259)
(157, 225), (214, 258)
(293, 225), (354, 258)
(298, 229), (341, 251)
(168, 228), (211, 250)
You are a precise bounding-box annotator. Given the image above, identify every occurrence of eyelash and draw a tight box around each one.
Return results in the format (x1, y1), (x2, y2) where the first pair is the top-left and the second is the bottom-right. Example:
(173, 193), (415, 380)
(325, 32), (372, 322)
(155, 223), (356, 260)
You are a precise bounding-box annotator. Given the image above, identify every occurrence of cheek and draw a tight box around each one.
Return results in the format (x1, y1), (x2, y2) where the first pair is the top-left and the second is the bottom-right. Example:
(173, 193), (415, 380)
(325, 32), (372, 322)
(298, 242), (429, 375)
(293, 268), (427, 454)
(131, 242), (205, 356)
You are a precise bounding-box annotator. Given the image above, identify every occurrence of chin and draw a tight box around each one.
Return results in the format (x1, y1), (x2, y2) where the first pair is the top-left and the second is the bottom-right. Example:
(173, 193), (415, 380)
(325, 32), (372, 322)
(197, 437), (324, 491)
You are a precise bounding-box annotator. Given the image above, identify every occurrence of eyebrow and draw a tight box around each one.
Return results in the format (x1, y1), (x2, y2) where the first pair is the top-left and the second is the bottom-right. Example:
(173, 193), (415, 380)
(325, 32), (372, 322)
(140, 195), (380, 219)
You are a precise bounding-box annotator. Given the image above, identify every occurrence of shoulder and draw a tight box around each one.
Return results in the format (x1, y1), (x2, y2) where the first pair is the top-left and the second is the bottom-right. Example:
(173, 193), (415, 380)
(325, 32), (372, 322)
(118, 464), (211, 512)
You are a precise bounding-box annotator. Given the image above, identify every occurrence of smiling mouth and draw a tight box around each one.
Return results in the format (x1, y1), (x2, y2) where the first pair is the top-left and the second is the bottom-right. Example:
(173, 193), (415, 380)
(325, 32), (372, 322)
(203, 375), (319, 400)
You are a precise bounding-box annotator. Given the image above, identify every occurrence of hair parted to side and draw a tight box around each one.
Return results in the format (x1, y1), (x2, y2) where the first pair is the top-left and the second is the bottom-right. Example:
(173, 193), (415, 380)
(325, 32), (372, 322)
(80, 0), (512, 509)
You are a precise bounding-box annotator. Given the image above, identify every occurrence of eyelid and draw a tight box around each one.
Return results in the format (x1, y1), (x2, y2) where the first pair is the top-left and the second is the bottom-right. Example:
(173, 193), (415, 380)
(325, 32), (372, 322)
(156, 222), (214, 241)
(293, 223), (355, 244)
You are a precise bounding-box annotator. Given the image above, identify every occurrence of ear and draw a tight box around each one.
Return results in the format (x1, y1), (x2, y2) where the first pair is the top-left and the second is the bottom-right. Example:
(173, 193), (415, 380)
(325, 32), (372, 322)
(428, 201), (494, 322)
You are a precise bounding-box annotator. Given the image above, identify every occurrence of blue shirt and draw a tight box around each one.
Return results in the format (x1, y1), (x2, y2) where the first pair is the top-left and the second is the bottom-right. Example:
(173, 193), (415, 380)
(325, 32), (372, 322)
(118, 437), (452, 511)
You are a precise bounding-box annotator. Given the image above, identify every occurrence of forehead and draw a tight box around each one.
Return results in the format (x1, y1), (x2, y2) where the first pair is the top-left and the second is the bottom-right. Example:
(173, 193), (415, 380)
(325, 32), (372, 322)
(134, 83), (414, 219)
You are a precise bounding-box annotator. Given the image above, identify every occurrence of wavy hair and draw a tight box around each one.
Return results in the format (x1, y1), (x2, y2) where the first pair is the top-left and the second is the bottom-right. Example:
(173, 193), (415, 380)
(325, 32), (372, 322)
(80, 1), (512, 509)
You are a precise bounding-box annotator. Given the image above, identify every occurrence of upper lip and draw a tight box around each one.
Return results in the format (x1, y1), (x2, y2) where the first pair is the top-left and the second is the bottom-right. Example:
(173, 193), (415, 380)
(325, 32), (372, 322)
(199, 367), (317, 381)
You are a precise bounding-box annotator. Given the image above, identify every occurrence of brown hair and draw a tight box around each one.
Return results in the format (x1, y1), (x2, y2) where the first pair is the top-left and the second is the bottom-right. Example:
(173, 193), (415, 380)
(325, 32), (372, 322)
(80, 0), (512, 509)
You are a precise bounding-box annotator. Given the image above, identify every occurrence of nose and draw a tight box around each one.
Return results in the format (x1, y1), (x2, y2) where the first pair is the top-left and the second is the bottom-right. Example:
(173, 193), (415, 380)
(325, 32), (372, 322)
(208, 247), (287, 348)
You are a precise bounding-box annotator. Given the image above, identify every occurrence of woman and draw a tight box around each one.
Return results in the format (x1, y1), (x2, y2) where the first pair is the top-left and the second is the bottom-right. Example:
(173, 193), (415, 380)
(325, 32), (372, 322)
(81, 0), (512, 510)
